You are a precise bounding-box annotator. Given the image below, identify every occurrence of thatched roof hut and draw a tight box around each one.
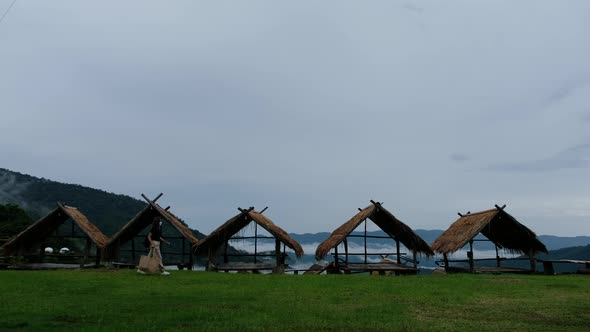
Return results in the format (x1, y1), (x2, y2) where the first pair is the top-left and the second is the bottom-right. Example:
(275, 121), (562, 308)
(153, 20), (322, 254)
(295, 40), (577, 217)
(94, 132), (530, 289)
(431, 205), (547, 255)
(194, 207), (303, 272)
(315, 201), (434, 261)
(105, 193), (199, 268)
(0, 202), (109, 261)
(431, 205), (547, 273)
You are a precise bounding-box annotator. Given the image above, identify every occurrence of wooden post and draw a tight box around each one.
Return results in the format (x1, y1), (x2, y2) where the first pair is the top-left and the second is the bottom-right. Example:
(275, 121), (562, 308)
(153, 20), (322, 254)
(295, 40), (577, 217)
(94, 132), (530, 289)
(188, 246), (194, 271)
(396, 239), (401, 264)
(181, 237), (186, 264)
(443, 253), (449, 271)
(39, 240), (46, 263)
(334, 245), (339, 270)
(468, 240), (474, 273)
(344, 238), (349, 264)
(81, 237), (91, 268)
(495, 244), (500, 267)
(275, 238), (282, 269)
(364, 219), (367, 264)
(131, 238), (136, 263)
(95, 248), (101, 267)
(223, 240), (228, 264)
(254, 223), (258, 264)
(529, 249), (536, 272)
(413, 250), (417, 268)
(206, 247), (213, 271)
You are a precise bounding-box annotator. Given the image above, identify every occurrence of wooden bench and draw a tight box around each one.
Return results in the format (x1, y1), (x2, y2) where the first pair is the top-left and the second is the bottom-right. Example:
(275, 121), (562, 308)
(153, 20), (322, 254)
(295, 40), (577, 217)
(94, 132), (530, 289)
(214, 263), (281, 273)
(340, 263), (418, 275)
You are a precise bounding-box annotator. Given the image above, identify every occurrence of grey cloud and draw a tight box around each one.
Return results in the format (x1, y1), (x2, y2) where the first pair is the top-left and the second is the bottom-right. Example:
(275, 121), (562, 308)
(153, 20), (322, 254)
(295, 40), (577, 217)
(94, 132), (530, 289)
(490, 142), (590, 172)
(2, 1), (590, 236)
(450, 154), (469, 163)
(402, 3), (424, 13)
(542, 79), (589, 106)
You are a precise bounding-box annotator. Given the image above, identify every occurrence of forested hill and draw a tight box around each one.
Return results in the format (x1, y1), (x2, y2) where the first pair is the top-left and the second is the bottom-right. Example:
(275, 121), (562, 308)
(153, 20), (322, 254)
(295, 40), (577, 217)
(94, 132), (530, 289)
(0, 168), (205, 238)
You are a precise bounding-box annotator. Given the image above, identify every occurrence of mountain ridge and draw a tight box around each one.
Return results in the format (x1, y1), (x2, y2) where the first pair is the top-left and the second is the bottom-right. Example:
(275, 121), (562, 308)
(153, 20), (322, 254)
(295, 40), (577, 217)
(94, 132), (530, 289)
(0, 168), (204, 238)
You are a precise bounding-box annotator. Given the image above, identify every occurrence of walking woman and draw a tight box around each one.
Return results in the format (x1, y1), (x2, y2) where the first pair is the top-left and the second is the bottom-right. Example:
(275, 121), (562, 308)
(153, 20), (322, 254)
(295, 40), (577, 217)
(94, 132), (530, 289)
(138, 216), (170, 275)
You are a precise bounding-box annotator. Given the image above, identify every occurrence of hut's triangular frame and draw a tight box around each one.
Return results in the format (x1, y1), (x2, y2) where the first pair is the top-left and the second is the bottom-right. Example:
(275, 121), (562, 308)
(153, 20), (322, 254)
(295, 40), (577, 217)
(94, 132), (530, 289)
(194, 207), (304, 272)
(105, 193), (199, 268)
(315, 201), (434, 271)
(431, 204), (548, 272)
(0, 202), (109, 265)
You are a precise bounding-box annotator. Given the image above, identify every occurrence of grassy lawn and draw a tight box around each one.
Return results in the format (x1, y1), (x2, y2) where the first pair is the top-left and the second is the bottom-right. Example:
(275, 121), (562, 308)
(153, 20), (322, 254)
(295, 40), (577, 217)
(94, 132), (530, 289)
(0, 270), (589, 331)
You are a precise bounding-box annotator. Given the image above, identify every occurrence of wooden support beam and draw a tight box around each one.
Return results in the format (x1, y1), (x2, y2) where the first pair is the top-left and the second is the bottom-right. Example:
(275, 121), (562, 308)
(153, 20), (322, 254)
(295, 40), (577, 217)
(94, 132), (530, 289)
(254, 222), (258, 264)
(181, 237), (185, 263)
(344, 238), (349, 264)
(260, 206), (268, 214)
(81, 237), (91, 268)
(495, 204), (507, 210)
(495, 244), (500, 267)
(457, 212), (463, 217)
(334, 245), (339, 270)
(95, 248), (101, 267)
(164, 206), (171, 211)
(206, 247), (213, 271)
(275, 238), (281, 268)
(39, 240), (46, 262)
(141, 193), (163, 205)
(364, 219), (368, 264)
(223, 240), (228, 264)
(412, 250), (417, 268)
(529, 249), (536, 272)
(468, 240), (474, 273)
(443, 253), (449, 271)
(131, 238), (136, 263)
(396, 240), (401, 264)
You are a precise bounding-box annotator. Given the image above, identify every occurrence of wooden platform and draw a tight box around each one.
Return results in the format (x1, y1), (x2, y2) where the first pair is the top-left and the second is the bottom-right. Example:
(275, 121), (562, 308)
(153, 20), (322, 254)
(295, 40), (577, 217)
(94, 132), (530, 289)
(5, 263), (97, 270)
(475, 267), (532, 274)
(303, 262), (335, 275)
(340, 263), (418, 275)
(214, 263), (276, 272)
(538, 259), (590, 275)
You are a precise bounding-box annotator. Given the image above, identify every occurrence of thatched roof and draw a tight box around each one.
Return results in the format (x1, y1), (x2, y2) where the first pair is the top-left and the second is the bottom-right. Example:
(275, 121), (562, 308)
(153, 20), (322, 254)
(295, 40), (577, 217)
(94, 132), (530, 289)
(315, 201), (434, 260)
(431, 205), (548, 255)
(194, 207), (304, 257)
(106, 194), (199, 255)
(1, 203), (109, 256)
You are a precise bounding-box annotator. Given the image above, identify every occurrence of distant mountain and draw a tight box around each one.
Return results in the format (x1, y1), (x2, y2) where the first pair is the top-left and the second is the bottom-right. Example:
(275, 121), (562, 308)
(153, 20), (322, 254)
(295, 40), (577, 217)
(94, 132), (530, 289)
(538, 245), (590, 261)
(0, 168), (205, 238)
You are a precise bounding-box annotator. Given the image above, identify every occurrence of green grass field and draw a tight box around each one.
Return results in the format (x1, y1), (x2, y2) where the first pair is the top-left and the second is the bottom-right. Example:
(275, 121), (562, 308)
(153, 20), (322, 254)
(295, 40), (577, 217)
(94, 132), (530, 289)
(0, 270), (589, 331)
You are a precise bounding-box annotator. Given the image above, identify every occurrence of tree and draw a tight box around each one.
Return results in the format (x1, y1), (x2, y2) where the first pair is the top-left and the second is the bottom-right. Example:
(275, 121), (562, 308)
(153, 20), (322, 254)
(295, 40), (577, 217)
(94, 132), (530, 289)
(0, 204), (32, 241)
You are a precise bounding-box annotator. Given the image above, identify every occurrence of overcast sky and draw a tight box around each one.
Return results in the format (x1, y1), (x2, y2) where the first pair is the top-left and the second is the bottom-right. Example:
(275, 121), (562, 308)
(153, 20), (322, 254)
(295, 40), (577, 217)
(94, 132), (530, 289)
(1, 1), (589, 236)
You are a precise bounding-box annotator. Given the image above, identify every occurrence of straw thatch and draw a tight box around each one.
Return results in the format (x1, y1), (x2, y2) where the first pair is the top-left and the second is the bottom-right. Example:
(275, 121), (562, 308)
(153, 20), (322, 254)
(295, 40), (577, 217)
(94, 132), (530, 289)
(105, 194), (199, 258)
(194, 208), (304, 257)
(431, 206), (548, 255)
(315, 202), (434, 260)
(0, 202), (109, 256)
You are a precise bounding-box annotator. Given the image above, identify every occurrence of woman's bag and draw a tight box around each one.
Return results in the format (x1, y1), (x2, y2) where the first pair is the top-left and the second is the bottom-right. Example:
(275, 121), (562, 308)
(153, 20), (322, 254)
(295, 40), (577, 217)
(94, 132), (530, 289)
(138, 248), (160, 273)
